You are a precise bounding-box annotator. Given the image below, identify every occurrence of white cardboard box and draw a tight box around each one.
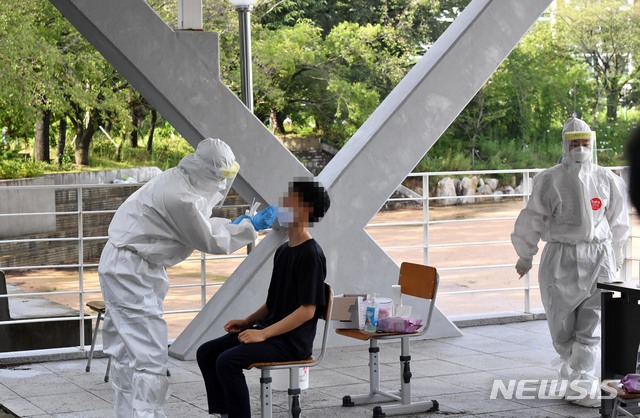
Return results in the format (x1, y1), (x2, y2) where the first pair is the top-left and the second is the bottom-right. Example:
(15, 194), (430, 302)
(331, 294), (367, 329)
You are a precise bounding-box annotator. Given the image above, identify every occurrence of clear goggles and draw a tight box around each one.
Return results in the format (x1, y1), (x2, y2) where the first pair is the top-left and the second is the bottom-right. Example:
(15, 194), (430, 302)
(213, 161), (240, 209)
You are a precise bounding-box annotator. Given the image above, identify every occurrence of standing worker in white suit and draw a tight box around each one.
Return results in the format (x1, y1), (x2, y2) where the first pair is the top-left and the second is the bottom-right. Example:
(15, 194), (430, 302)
(98, 137), (276, 417)
(511, 116), (629, 407)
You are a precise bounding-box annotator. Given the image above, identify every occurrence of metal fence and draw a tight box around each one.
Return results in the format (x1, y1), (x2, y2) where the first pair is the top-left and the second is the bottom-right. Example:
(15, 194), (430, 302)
(0, 166), (633, 356)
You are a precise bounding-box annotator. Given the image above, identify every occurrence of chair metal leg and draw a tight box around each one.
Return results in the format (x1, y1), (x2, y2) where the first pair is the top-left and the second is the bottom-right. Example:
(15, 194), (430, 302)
(260, 370), (273, 418)
(612, 398), (620, 418)
(399, 337), (412, 405)
(86, 311), (102, 373)
(342, 339), (399, 407)
(341, 337), (439, 417)
(288, 367), (302, 418)
(376, 337), (439, 416)
(614, 398), (640, 418)
(105, 355), (111, 383)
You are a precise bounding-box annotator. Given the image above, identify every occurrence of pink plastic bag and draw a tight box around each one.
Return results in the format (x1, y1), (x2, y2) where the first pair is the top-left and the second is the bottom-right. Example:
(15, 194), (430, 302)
(376, 317), (422, 333)
(621, 374), (640, 393)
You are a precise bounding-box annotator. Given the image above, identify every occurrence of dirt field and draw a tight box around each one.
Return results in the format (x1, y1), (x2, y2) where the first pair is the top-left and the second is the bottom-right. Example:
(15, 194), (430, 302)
(5, 199), (639, 339)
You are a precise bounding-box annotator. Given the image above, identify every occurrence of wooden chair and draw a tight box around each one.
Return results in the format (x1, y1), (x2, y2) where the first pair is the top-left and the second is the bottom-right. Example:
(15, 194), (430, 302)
(602, 380), (640, 418)
(85, 300), (111, 382)
(336, 262), (439, 417)
(247, 283), (334, 418)
(85, 300), (170, 382)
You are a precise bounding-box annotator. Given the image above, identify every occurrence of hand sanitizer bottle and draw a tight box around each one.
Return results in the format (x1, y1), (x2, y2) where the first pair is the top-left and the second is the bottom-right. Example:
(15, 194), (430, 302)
(364, 293), (379, 333)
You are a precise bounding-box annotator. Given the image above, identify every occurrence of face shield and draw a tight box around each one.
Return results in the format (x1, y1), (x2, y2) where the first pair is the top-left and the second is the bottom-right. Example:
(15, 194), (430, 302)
(561, 116), (596, 167)
(212, 161), (240, 209)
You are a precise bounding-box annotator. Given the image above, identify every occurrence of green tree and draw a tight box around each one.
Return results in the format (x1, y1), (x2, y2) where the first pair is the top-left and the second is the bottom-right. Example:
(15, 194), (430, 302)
(556, 0), (640, 121)
(251, 21), (325, 133)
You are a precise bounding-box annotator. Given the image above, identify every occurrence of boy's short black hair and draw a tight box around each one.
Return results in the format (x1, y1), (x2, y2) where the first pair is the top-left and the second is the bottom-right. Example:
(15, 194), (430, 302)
(290, 179), (330, 224)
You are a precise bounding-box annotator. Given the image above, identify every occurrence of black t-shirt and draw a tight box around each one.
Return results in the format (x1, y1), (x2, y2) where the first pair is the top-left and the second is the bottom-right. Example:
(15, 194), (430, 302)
(256, 238), (326, 358)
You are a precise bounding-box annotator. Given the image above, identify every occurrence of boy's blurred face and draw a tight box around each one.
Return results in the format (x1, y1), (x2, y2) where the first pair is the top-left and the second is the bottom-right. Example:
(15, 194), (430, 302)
(281, 191), (312, 227)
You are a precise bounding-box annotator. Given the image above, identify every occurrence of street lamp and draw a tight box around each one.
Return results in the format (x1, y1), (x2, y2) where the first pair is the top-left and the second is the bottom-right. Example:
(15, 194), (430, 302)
(229, 0), (256, 112)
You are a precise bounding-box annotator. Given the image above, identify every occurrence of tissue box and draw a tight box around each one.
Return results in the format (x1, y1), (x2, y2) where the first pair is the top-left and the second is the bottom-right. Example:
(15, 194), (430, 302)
(331, 294), (367, 329)
(377, 316), (423, 333)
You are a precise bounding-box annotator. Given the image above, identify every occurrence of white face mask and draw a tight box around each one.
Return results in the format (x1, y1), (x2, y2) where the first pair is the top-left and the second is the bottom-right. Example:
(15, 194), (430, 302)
(277, 206), (295, 227)
(570, 146), (591, 163)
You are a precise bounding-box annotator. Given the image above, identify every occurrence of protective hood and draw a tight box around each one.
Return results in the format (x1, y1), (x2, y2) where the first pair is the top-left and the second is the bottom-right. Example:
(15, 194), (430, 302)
(561, 116), (596, 169)
(178, 138), (239, 209)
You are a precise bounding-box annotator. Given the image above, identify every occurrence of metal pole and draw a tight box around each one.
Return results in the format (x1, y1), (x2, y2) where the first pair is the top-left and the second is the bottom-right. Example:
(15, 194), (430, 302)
(422, 174), (430, 265)
(237, 4), (255, 254)
(522, 172), (531, 314)
(236, 5), (253, 112)
(78, 186), (86, 349)
(200, 251), (207, 307)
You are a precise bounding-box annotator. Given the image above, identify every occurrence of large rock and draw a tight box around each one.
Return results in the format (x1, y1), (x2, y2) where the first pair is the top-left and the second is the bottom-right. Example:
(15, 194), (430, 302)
(477, 184), (494, 196)
(484, 178), (499, 191)
(514, 184), (524, 196)
(436, 177), (458, 206)
(499, 185), (515, 195)
(459, 176), (478, 204)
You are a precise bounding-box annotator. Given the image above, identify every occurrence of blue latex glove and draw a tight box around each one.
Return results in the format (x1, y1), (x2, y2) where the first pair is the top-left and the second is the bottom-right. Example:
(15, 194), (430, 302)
(231, 215), (250, 225)
(249, 205), (277, 231)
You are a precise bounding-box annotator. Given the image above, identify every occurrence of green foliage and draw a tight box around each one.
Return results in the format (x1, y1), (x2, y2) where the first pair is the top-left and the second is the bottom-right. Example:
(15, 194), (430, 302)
(0, 159), (46, 179)
(596, 121), (638, 166)
(251, 21), (325, 118)
(1, 0), (639, 178)
(87, 133), (194, 171)
(555, 0), (640, 121)
(0, 132), (193, 179)
(324, 79), (380, 145)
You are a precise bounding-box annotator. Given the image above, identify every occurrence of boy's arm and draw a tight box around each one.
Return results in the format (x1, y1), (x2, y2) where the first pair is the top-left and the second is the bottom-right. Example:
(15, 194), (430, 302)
(224, 303), (269, 333)
(238, 304), (316, 344)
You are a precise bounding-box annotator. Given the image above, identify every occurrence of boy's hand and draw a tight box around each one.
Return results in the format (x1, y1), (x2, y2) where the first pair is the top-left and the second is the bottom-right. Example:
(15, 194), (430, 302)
(238, 329), (267, 344)
(224, 319), (249, 333)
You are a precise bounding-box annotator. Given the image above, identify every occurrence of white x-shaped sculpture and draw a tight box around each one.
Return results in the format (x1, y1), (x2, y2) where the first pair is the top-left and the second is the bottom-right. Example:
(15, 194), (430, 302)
(50, 0), (552, 359)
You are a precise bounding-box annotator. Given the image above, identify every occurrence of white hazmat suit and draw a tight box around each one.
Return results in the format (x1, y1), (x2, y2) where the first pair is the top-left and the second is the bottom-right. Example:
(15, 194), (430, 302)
(511, 117), (629, 406)
(98, 138), (258, 417)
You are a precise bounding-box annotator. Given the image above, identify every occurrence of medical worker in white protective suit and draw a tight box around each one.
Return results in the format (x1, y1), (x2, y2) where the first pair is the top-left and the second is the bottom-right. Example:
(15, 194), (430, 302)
(511, 116), (629, 407)
(98, 137), (276, 417)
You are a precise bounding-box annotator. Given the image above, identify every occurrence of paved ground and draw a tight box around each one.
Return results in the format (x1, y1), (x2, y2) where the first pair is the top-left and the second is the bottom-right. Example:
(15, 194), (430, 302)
(0, 320), (606, 418)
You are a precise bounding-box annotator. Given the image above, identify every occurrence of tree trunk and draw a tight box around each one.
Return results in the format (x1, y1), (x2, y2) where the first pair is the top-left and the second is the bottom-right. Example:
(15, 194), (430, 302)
(129, 107), (139, 148)
(104, 118), (112, 134)
(115, 138), (123, 162)
(34, 108), (51, 163)
(57, 117), (67, 166)
(74, 113), (97, 166)
(606, 88), (619, 121)
(147, 109), (157, 155)
(275, 111), (287, 135)
(269, 108), (283, 134)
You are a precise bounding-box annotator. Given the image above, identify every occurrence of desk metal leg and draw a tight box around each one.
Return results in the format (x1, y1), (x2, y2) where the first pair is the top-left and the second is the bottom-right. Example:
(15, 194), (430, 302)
(602, 291), (614, 416)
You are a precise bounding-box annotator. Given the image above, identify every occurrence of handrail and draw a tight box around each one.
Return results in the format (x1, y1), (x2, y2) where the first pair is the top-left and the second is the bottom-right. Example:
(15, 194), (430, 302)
(0, 166), (633, 356)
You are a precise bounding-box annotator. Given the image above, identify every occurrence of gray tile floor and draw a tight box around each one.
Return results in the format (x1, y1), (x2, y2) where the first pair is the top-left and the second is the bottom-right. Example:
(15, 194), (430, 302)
(0, 320), (604, 418)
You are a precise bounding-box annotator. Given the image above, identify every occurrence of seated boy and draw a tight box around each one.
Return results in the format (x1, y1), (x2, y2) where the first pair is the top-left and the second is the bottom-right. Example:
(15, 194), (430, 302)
(196, 179), (331, 418)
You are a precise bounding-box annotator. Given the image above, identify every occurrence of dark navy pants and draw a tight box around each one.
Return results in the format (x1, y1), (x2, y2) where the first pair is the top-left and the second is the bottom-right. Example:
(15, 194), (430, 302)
(196, 331), (297, 418)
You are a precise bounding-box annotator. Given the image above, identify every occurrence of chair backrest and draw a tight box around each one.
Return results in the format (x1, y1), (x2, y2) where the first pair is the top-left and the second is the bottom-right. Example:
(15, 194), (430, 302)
(319, 282), (333, 321)
(398, 262), (438, 300)
(397, 262), (439, 337)
(313, 283), (333, 364)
